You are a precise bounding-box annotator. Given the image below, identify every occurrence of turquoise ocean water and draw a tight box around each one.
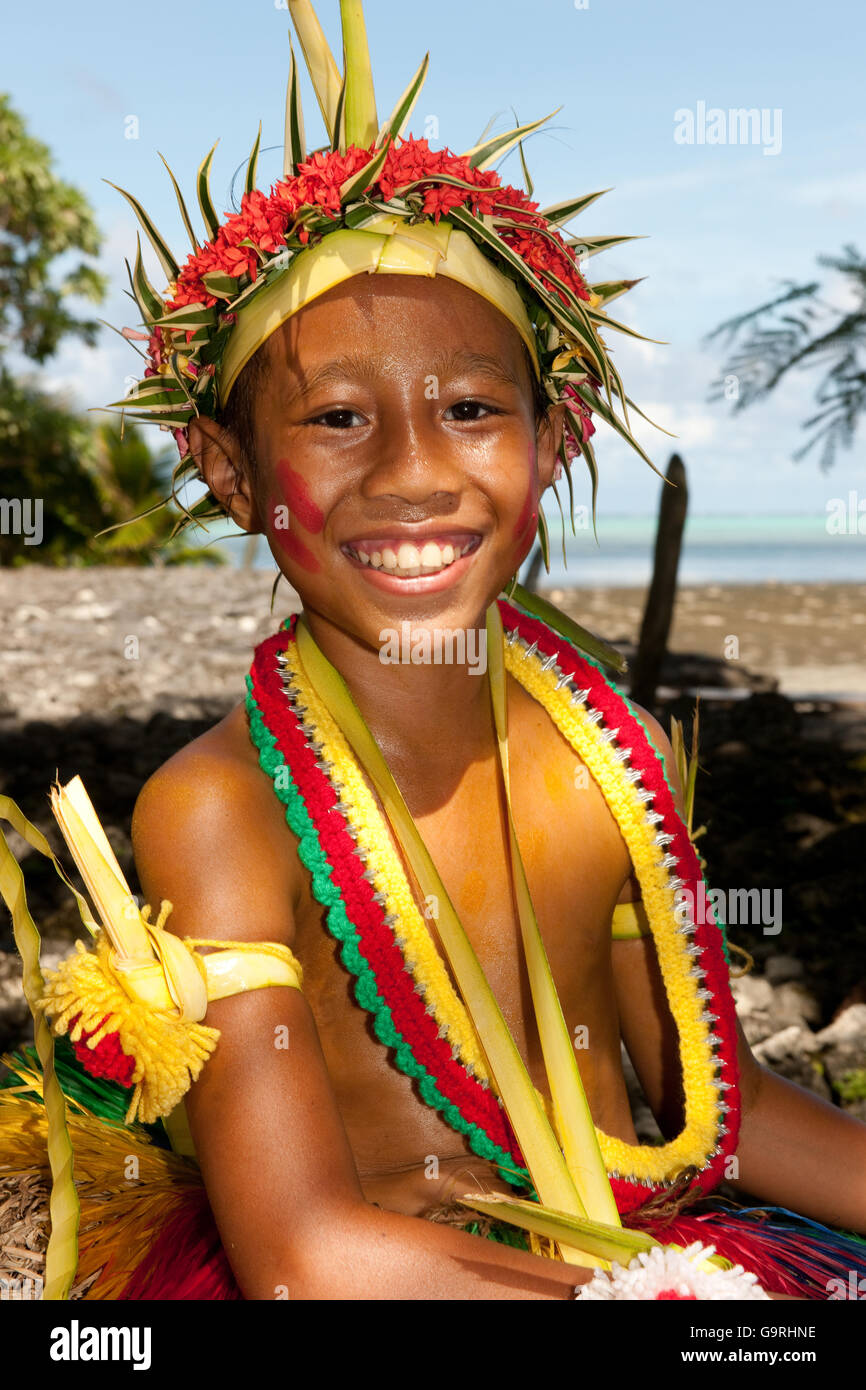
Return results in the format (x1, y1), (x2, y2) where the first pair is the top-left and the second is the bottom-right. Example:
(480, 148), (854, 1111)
(206, 514), (865, 588)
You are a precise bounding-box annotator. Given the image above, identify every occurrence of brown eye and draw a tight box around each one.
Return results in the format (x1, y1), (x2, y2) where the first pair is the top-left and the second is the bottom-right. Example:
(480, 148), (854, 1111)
(311, 408), (363, 428)
(444, 399), (499, 421)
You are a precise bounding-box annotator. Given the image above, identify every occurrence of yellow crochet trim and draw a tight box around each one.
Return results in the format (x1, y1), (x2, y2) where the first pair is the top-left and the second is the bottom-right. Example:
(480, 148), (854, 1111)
(286, 635), (723, 1185)
(506, 645), (722, 1183)
(283, 640), (490, 1081)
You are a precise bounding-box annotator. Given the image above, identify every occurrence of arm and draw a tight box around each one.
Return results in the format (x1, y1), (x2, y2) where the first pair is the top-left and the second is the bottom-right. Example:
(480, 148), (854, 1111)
(730, 1028), (866, 1233)
(614, 706), (866, 1234)
(132, 741), (585, 1300)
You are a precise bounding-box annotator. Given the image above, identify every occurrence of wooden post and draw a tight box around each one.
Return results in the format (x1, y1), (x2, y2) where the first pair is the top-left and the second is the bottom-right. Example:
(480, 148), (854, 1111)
(630, 453), (688, 710)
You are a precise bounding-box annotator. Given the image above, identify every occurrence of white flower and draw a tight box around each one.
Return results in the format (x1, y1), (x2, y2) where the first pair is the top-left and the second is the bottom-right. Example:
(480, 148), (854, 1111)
(574, 1242), (770, 1301)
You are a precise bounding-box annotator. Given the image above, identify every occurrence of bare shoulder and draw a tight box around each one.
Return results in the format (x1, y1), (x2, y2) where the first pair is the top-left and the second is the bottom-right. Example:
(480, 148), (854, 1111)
(131, 699), (301, 946)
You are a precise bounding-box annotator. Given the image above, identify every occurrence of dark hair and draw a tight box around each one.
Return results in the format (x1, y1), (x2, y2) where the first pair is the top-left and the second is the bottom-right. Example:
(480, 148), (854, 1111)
(213, 336), (553, 506)
(215, 348), (268, 487)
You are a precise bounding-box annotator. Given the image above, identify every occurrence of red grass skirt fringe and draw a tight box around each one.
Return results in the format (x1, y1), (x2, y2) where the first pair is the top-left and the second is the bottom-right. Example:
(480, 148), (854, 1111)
(105, 1188), (866, 1301)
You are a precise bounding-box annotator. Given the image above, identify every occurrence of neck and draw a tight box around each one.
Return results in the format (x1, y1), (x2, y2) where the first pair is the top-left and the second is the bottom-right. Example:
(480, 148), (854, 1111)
(301, 605), (498, 773)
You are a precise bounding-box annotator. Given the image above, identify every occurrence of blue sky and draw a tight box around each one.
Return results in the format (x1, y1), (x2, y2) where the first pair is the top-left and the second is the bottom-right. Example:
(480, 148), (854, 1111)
(5, 0), (865, 523)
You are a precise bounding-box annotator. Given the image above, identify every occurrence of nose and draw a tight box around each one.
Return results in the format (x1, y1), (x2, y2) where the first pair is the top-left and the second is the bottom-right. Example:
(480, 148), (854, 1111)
(358, 410), (465, 509)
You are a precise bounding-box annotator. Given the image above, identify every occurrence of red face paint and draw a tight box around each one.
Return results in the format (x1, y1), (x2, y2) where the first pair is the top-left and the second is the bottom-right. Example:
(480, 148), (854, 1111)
(274, 527), (321, 573)
(275, 459), (324, 534)
(512, 442), (538, 558)
(266, 482), (321, 574)
(512, 483), (534, 541)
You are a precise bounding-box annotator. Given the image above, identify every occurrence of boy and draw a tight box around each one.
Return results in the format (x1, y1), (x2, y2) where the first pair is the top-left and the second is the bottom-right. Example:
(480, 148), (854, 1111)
(128, 267), (866, 1301)
(2, 0), (865, 1301)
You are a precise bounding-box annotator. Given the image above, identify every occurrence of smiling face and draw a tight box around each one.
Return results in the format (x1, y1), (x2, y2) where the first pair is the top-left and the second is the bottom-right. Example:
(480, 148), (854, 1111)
(190, 272), (562, 652)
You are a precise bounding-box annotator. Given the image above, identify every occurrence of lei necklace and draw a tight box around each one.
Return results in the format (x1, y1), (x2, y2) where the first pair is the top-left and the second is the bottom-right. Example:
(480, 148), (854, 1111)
(245, 596), (741, 1219)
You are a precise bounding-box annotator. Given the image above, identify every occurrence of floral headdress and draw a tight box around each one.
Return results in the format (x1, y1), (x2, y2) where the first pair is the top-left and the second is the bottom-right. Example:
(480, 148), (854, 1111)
(106, 0), (663, 561)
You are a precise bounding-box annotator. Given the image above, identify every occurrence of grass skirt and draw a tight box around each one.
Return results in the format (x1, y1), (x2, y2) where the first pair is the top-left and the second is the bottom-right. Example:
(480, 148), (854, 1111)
(3, 1045), (866, 1301)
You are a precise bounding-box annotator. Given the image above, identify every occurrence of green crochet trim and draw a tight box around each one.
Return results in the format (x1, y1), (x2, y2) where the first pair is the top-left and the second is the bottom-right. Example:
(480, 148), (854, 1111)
(245, 669), (532, 1194)
(473, 1218), (531, 1251)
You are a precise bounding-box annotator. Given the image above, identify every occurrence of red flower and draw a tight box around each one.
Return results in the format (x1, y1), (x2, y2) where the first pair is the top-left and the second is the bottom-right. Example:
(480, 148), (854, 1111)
(146, 132), (598, 459)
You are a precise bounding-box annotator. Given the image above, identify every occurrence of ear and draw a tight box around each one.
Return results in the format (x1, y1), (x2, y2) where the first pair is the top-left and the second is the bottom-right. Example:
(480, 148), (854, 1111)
(536, 401), (566, 493)
(186, 415), (263, 533)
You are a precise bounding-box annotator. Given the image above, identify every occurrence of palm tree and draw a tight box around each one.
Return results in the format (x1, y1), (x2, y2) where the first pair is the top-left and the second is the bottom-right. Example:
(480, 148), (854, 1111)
(705, 243), (866, 471)
(0, 379), (225, 566)
(88, 420), (225, 565)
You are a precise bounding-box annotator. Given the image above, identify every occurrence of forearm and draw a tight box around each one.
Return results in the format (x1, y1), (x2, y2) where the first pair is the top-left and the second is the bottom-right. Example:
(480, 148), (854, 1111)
(249, 1199), (591, 1300)
(731, 1065), (866, 1233)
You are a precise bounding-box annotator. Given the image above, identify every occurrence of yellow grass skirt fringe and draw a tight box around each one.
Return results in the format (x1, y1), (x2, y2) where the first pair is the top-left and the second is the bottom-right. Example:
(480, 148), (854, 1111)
(0, 1092), (203, 1299)
(1, 1093), (540, 1297)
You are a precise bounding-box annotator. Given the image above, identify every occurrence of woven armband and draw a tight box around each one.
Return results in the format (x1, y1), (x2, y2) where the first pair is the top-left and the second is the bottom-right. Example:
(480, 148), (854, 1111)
(40, 912), (304, 1124)
(611, 900), (651, 940)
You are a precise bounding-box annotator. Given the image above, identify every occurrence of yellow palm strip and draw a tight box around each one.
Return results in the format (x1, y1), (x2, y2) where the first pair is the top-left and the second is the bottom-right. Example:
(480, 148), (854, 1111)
(454, 1192), (731, 1274)
(459, 1193), (657, 1264)
(0, 796), (86, 1301)
(287, 0), (343, 143)
(51, 777), (210, 1022)
(284, 639), (490, 1080)
(296, 616), (599, 1267)
(510, 651), (722, 1181)
(486, 603), (621, 1228)
(50, 776), (151, 959)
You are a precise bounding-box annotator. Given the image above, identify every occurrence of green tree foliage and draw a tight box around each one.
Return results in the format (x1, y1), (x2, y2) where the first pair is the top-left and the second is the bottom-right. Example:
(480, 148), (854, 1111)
(0, 93), (106, 364)
(705, 244), (866, 471)
(0, 95), (224, 565)
(0, 373), (223, 566)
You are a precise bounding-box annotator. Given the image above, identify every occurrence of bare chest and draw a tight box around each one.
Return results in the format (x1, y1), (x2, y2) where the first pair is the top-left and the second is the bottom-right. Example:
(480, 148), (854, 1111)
(287, 679), (635, 1170)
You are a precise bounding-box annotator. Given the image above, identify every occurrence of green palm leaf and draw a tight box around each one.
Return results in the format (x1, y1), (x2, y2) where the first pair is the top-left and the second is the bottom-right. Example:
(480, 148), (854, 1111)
(245, 122), (262, 196)
(462, 108), (560, 171)
(376, 52), (429, 146)
(159, 153), (200, 252)
(284, 36), (307, 177)
(196, 141), (221, 241)
(104, 181), (178, 283)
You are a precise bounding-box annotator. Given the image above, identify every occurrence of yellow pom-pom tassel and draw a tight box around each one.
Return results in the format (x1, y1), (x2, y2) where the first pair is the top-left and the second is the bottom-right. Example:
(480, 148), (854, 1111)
(39, 932), (220, 1125)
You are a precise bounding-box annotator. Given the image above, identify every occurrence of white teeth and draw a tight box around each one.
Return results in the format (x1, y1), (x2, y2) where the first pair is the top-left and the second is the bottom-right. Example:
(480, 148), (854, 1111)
(396, 542), (421, 569)
(420, 541), (442, 567)
(349, 537), (475, 575)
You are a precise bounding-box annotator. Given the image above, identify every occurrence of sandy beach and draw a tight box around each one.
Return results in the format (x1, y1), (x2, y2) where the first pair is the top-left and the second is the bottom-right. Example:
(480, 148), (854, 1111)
(548, 580), (866, 701)
(1, 567), (864, 727)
